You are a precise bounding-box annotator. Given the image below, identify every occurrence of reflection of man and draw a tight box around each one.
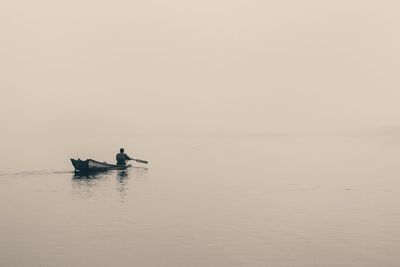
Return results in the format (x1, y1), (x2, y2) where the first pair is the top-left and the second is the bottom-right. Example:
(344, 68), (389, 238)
(116, 148), (132, 166)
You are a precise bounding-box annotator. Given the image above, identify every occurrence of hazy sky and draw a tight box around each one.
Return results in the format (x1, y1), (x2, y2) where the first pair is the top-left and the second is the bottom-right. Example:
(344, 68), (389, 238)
(1, 0), (400, 137)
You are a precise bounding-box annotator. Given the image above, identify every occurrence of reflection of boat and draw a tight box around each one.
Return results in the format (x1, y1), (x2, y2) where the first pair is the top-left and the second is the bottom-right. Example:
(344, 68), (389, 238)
(70, 159), (130, 172)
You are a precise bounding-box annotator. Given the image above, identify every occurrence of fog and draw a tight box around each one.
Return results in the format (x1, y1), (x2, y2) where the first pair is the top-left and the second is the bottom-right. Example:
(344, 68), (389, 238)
(1, 0), (400, 138)
(3, 2), (400, 266)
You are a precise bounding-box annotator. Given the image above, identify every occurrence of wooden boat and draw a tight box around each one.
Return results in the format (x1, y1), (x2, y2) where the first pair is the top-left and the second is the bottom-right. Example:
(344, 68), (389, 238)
(71, 159), (130, 172)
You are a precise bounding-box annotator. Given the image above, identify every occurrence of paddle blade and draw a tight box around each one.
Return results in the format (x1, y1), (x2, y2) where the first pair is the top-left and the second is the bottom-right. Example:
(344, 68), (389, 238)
(134, 159), (148, 164)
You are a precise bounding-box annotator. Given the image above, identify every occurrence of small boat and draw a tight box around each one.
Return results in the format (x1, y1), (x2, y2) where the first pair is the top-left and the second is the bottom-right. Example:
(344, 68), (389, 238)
(71, 159), (130, 172)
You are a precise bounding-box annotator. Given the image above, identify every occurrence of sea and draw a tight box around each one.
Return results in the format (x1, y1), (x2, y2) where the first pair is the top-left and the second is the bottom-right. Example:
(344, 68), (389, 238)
(1, 133), (400, 266)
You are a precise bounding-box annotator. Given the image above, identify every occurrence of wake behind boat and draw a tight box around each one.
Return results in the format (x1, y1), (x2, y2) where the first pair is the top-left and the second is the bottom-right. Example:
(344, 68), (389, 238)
(71, 159), (130, 172)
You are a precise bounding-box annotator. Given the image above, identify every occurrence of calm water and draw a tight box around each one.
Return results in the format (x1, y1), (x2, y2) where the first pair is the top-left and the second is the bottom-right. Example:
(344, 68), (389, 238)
(1, 135), (400, 266)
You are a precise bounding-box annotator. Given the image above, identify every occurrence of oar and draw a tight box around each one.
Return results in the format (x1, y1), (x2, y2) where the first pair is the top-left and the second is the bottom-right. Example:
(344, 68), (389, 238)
(130, 158), (148, 164)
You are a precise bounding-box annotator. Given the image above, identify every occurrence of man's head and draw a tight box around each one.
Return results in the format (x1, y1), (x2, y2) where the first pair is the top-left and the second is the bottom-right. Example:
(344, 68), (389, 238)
(120, 148), (124, 153)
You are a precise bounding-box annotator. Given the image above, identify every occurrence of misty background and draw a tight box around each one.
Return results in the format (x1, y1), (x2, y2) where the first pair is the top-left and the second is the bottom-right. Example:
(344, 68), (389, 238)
(2, 2), (400, 266)
(2, 0), (400, 136)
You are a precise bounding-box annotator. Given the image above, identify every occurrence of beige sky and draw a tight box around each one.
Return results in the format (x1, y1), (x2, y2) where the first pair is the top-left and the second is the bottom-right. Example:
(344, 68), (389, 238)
(1, 0), (400, 137)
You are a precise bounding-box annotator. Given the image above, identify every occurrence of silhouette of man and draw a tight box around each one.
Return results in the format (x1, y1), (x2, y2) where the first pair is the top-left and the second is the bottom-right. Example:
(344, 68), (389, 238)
(116, 148), (132, 166)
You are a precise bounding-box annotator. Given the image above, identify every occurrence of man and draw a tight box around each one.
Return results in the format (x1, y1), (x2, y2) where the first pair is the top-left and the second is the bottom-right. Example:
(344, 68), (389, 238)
(116, 148), (132, 166)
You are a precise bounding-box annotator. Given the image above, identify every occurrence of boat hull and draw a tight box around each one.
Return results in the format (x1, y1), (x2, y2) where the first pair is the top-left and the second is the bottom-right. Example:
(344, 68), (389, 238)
(71, 159), (129, 172)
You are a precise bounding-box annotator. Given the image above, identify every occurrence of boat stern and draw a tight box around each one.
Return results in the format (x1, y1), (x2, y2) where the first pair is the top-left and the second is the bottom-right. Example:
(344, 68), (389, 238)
(70, 159), (89, 172)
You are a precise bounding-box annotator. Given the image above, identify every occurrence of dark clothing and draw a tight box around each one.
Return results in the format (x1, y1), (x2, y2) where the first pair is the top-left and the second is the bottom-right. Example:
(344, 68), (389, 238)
(116, 152), (131, 165)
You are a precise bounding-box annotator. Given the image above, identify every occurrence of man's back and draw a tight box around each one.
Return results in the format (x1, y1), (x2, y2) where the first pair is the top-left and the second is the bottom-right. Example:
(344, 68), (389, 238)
(116, 152), (130, 165)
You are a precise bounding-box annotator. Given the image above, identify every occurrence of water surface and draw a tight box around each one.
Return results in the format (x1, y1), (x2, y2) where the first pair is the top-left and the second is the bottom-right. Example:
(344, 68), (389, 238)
(1, 135), (400, 266)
